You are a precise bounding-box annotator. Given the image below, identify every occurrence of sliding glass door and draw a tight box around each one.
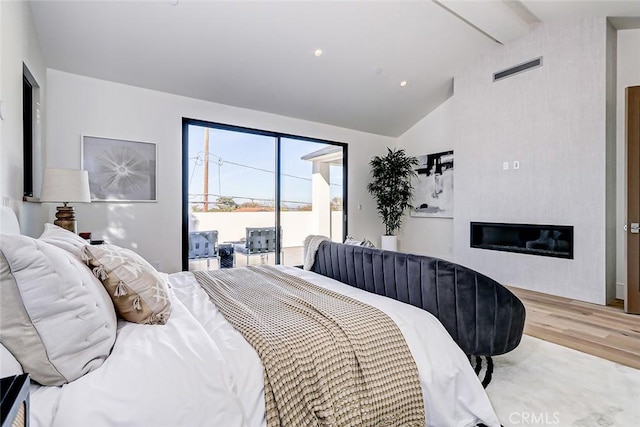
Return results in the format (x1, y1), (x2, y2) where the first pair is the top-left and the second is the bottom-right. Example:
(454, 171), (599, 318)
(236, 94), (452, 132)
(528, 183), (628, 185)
(182, 119), (347, 270)
(280, 138), (345, 266)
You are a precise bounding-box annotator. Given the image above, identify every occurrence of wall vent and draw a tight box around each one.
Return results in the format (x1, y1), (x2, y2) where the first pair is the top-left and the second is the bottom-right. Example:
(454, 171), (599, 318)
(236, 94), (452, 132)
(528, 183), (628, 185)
(493, 57), (543, 82)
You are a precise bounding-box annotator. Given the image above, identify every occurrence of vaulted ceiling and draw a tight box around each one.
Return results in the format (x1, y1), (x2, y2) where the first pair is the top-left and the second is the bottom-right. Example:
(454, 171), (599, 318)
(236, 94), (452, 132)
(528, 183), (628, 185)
(29, 1), (640, 137)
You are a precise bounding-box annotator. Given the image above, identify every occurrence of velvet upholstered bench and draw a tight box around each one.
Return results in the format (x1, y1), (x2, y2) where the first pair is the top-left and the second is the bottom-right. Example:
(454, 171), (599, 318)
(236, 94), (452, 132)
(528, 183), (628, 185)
(310, 241), (526, 357)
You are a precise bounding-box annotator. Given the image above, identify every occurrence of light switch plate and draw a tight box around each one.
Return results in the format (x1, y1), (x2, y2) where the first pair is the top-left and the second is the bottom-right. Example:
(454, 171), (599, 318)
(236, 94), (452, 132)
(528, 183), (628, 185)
(513, 161), (520, 170)
(503, 161), (509, 170)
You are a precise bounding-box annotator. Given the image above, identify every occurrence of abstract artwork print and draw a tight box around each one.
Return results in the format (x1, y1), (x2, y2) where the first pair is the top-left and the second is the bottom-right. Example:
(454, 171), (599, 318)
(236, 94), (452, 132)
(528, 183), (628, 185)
(411, 150), (453, 218)
(82, 136), (157, 202)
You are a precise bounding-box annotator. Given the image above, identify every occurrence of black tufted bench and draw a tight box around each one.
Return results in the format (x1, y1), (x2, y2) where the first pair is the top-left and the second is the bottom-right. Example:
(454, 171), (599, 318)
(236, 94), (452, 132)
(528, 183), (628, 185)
(311, 241), (526, 356)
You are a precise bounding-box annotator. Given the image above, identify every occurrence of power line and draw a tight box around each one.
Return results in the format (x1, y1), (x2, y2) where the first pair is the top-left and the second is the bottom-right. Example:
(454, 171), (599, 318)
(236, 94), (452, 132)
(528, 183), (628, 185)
(189, 194), (310, 206)
(188, 153), (342, 186)
(189, 193), (343, 205)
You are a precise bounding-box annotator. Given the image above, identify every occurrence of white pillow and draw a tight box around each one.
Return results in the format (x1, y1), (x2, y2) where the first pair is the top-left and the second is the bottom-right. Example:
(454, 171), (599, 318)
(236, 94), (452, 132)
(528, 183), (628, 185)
(39, 223), (89, 259)
(344, 235), (375, 248)
(344, 235), (363, 246)
(0, 342), (23, 377)
(0, 234), (117, 386)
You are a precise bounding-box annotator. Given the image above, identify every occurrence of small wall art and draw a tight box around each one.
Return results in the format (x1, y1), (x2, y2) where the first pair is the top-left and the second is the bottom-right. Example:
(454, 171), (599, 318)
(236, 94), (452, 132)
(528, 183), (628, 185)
(411, 150), (453, 218)
(82, 135), (157, 202)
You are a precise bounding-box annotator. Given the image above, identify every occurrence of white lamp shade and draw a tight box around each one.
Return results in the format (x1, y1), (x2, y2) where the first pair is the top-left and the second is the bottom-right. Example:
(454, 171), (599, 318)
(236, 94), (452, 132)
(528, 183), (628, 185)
(40, 168), (91, 203)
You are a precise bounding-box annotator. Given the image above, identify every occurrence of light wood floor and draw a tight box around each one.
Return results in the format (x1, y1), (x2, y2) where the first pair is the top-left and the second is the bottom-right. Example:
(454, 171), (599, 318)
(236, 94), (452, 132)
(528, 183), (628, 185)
(508, 286), (640, 370)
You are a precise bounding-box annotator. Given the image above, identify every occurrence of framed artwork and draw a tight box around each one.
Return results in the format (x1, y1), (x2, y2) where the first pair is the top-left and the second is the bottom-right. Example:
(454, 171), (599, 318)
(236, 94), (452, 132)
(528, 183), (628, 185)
(411, 150), (453, 218)
(82, 135), (157, 202)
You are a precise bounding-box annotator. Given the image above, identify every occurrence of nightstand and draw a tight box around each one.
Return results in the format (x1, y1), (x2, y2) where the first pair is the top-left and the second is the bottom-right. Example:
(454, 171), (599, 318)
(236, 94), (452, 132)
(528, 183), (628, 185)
(0, 374), (30, 427)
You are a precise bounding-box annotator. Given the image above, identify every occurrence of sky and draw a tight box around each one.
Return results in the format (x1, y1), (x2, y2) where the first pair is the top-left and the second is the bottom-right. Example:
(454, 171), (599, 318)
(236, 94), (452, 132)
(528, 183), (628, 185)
(187, 125), (343, 208)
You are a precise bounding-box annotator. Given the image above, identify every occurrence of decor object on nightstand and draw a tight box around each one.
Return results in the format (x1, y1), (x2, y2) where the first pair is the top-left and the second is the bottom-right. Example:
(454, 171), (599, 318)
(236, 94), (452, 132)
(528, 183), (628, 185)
(367, 148), (418, 251)
(40, 168), (91, 233)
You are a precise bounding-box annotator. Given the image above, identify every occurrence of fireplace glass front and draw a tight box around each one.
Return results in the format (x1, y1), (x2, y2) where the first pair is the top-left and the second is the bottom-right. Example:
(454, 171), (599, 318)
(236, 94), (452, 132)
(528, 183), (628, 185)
(470, 222), (573, 259)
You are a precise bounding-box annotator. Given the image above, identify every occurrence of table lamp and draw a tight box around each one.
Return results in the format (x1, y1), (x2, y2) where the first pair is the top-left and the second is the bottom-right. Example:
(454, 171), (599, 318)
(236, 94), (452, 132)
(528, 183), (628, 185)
(40, 168), (91, 233)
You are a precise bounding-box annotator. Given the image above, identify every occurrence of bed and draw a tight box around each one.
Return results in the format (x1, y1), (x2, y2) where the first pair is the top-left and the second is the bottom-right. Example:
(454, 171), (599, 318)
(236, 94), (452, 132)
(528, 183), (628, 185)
(0, 207), (513, 427)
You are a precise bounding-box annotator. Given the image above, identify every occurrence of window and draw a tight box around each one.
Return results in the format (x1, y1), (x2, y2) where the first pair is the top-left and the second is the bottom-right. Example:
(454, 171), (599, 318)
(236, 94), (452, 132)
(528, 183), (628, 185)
(23, 74), (33, 197)
(182, 119), (348, 270)
(22, 65), (39, 199)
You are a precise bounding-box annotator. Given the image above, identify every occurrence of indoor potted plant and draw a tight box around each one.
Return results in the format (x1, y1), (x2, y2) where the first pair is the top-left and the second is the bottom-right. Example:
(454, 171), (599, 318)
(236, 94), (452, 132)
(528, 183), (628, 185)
(367, 148), (418, 251)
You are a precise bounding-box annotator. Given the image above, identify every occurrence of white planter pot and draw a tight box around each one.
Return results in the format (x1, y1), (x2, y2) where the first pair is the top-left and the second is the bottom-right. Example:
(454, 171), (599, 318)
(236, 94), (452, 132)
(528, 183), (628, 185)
(380, 235), (398, 251)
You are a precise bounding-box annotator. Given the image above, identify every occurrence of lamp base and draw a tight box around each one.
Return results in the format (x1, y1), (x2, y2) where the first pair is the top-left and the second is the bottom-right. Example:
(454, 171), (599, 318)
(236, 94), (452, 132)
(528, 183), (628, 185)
(54, 206), (77, 233)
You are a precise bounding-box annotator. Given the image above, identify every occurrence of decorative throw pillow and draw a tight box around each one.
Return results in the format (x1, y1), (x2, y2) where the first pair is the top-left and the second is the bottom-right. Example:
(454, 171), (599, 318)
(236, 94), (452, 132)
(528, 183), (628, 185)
(344, 235), (363, 246)
(361, 239), (376, 248)
(39, 223), (89, 259)
(0, 234), (117, 386)
(344, 235), (376, 248)
(82, 245), (171, 325)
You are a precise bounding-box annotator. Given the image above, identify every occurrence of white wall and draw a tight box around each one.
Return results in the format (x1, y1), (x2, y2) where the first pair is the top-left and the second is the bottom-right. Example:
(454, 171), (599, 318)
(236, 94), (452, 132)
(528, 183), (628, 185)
(0, 1), (48, 235)
(396, 98), (455, 259)
(454, 19), (614, 305)
(45, 69), (392, 273)
(399, 19), (617, 305)
(616, 29), (640, 299)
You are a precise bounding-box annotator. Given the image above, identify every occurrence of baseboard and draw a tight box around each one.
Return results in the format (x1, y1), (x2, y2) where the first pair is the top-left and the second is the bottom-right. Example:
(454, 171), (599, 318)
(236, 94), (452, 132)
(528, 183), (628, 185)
(616, 283), (625, 300)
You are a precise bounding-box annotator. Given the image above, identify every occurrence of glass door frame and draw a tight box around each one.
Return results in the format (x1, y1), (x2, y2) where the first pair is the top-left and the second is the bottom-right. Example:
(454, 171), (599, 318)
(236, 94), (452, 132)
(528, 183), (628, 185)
(181, 117), (348, 271)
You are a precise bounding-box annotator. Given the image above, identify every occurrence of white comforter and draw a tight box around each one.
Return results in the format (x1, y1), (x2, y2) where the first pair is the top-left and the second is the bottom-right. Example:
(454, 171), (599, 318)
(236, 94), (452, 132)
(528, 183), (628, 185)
(30, 266), (500, 427)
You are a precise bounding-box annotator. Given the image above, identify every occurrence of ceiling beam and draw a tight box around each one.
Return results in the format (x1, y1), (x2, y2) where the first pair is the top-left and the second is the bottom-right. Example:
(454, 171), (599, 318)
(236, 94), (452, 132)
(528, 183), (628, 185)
(433, 0), (531, 45)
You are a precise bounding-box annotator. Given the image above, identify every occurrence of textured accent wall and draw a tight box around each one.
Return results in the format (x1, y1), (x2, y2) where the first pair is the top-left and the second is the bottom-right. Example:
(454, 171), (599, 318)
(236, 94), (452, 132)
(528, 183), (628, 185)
(453, 19), (612, 305)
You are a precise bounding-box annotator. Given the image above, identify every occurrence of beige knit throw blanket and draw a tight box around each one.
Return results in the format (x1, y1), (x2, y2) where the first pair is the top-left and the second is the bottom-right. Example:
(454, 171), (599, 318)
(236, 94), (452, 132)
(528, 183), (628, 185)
(193, 266), (425, 427)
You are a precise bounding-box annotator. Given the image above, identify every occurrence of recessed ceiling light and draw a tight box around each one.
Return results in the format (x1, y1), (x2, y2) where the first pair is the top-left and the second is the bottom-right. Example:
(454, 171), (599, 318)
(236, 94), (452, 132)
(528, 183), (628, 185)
(400, 81), (408, 87)
(168, 0), (178, 5)
(314, 49), (323, 57)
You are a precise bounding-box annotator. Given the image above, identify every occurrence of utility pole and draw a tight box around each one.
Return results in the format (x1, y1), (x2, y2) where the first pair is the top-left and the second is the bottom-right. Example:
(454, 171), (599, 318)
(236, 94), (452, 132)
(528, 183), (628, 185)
(203, 128), (209, 211)
(218, 157), (222, 199)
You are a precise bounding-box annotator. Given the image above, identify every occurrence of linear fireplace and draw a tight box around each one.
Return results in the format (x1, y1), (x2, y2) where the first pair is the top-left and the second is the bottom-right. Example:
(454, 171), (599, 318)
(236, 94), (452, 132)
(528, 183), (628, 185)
(470, 222), (573, 259)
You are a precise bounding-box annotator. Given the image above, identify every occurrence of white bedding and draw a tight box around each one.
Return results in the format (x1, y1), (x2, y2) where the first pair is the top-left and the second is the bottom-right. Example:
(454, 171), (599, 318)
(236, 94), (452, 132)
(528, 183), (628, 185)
(30, 266), (500, 427)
